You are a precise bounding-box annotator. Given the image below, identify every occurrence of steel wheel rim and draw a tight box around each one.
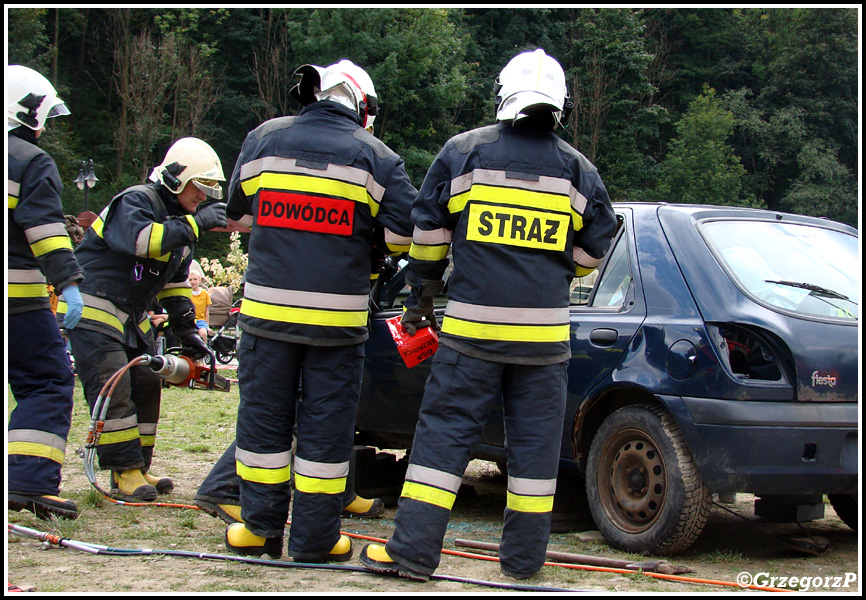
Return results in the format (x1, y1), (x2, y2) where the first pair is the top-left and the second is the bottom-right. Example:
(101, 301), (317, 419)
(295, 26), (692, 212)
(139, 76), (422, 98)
(597, 428), (667, 534)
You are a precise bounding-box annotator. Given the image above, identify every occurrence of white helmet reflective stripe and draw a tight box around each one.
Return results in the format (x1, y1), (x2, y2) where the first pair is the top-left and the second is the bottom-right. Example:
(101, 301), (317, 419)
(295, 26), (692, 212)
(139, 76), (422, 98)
(495, 49), (569, 125)
(148, 137), (226, 199)
(290, 60), (379, 129)
(7, 65), (70, 131)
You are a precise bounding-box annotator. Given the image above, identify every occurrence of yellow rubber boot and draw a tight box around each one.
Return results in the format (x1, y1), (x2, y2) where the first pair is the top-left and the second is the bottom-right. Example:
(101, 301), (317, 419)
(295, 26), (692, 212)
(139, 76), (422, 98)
(111, 469), (158, 501)
(342, 495), (385, 518)
(359, 543), (428, 581)
(290, 535), (353, 563)
(142, 471), (174, 494)
(195, 500), (243, 524)
(225, 523), (282, 559)
(8, 493), (78, 520)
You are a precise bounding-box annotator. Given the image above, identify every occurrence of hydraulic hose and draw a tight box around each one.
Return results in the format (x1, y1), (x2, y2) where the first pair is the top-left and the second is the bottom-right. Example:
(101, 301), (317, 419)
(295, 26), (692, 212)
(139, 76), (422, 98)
(7, 524), (583, 593)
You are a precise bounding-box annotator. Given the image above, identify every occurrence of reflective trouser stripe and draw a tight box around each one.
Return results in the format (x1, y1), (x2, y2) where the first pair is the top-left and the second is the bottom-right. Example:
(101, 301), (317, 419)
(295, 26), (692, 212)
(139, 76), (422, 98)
(293, 456), (350, 495)
(235, 446), (293, 484)
(8, 429), (67, 465)
(236, 461), (293, 484)
(400, 481), (457, 510)
(507, 476), (556, 510)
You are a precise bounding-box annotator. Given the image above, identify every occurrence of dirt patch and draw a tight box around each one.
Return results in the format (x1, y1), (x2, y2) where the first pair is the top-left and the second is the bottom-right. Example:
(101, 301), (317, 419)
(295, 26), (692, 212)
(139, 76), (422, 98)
(7, 385), (860, 594)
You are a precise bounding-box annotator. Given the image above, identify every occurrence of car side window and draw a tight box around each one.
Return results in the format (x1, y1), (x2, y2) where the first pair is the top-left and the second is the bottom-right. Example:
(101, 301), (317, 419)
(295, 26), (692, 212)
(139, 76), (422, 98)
(588, 234), (632, 309)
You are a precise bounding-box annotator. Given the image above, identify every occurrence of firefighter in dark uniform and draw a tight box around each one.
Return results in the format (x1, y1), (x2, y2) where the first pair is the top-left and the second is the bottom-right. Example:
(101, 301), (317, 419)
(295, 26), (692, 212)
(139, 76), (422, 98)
(223, 59), (414, 562)
(60, 137), (227, 501)
(360, 49), (618, 580)
(7, 65), (84, 520)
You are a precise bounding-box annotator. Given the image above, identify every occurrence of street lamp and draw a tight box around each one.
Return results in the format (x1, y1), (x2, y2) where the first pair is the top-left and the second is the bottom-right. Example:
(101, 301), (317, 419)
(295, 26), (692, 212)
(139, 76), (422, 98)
(74, 159), (98, 212)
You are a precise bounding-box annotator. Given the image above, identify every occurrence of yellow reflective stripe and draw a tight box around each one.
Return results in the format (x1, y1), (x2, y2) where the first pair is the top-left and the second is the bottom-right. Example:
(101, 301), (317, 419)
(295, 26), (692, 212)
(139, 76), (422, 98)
(186, 215), (200, 238)
(575, 264), (596, 277)
(9, 195), (19, 209)
(8, 441), (65, 465)
(58, 301), (125, 334)
(139, 435), (155, 448)
(409, 242), (450, 262)
(146, 222), (171, 260)
(8, 283), (50, 298)
(236, 460), (293, 484)
(157, 287), (192, 301)
(506, 491), (554, 513)
(91, 216), (105, 237)
(293, 473), (347, 495)
(448, 191), (470, 214)
(98, 428), (140, 445)
(386, 242), (411, 254)
(572, 212), (584, 232)
(242, 173), (375, 214)
(469, 184), (572, 213)
(139, 316), (152, 334)
(401, 481), (457, 510)
(240, 298), (368, 328)
(30, 235), (73, 257)
(441, 316), (569, 343)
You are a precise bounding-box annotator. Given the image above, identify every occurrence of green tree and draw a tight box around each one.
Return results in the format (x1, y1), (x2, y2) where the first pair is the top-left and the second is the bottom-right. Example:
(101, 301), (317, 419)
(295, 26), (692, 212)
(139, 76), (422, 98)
(657, 86), (748, 206)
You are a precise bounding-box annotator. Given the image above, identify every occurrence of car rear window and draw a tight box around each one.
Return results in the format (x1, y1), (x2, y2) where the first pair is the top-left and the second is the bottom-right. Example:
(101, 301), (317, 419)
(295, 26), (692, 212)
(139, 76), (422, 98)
(702, 219), (858, 321)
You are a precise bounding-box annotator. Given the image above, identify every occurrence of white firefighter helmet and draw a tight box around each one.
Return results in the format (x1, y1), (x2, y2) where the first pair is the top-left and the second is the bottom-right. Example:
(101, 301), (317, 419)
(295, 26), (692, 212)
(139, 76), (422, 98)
(148, 137), (225, 199)
(290, 59), (379, 129)
(495, 49), (570, 126)
(7, 65), (71, 132)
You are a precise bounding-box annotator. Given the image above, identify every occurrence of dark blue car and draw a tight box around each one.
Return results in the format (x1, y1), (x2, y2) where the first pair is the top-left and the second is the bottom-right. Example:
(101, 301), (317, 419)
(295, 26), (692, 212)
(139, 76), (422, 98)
(357, 202), (859, 555)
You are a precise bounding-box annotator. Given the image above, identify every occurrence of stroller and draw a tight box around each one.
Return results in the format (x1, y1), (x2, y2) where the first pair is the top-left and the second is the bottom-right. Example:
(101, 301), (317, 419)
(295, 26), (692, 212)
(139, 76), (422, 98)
(207, 287), (242, 364)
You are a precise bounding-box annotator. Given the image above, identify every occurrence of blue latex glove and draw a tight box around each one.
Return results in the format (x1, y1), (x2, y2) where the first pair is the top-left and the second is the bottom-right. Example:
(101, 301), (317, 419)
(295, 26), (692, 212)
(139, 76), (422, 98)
(61, 284), (83, 329)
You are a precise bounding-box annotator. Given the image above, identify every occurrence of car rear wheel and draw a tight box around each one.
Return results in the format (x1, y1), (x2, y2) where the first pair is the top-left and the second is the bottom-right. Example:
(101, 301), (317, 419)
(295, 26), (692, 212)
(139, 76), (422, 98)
(828, 494), (857, 530)
(586, 404), (711, 555)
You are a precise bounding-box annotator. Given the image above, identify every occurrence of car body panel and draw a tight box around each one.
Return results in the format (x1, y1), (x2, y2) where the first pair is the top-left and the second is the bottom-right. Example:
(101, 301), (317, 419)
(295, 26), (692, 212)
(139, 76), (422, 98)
(357, 202), (859, 498)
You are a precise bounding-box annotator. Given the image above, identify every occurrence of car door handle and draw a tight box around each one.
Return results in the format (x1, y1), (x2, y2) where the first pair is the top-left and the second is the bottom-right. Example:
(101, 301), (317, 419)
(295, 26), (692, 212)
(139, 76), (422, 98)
(589, 328), (619, 347)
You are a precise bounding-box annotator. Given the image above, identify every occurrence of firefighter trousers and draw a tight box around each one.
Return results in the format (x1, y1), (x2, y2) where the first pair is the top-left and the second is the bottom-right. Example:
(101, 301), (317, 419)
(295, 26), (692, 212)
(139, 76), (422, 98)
(385, 346), (567, 578)
(68, 327), (162, 472)
(234, 332), (364, 556)
(8, 309), (75, 496)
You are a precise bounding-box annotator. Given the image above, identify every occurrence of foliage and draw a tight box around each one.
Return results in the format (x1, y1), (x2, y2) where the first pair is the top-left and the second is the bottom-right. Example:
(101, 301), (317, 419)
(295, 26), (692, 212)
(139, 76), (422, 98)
(7, 7), (858, 230)
(198, 232), (248, 293)
(657, 86), (749, 206)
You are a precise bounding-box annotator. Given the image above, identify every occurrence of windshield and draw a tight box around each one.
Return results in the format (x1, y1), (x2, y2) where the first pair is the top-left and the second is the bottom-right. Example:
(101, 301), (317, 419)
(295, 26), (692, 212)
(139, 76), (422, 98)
(702, 219), (859, 320)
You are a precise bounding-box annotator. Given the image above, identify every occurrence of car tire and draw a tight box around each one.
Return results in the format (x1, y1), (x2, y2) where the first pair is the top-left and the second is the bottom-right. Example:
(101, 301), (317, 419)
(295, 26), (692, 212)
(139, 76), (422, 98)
(586, 404), (711, 556)
(828, 494), (857, 530)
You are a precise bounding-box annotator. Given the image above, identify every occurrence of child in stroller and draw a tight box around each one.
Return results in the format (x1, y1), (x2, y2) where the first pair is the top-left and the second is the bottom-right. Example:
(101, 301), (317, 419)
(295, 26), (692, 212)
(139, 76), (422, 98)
(207, 286), (241, 364)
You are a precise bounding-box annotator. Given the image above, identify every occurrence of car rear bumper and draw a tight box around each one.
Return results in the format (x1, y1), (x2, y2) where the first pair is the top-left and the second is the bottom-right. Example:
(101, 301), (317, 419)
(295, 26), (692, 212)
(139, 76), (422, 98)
(662, 396), (858, 495)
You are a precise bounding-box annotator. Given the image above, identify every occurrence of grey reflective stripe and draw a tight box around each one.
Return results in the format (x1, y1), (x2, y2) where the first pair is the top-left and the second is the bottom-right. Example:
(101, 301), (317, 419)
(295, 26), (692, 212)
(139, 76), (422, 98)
(8, 179), (21, 197)
(450, 168), (576, 198)
(138, 423), (158, 436)
(237, 215), (254, 228)
(8, 429), (67, 453)
(235, 446), (292, 469)
(384, 228), (412, 247)
(8, 269), (47, 284)
(573, 247), (603, 268)
(102, 415), (138, 432)
(239, 156), (386, 202)
(508, 475), (557, 497)
(570, 189), (588, 216)
(81, 293), (129, 324)
(412, 226), (452, 245)
(292, 455), (350, 479)
(445, 300), (569, 325)
(135, 223), (156, 257)
(405, 464), (462, 493)
(243, 282), (369, 311)
(24, 222), (68, 244)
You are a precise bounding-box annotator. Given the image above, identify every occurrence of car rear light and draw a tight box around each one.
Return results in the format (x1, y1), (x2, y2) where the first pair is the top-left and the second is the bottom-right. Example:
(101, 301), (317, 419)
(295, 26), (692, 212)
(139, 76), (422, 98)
(707, 323), (788, 383)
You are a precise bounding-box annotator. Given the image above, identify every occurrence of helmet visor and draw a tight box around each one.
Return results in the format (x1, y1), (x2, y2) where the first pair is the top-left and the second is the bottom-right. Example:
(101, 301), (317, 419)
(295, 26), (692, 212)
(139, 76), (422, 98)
(47, 101), (71, 119)
(192, 178), (223, 200)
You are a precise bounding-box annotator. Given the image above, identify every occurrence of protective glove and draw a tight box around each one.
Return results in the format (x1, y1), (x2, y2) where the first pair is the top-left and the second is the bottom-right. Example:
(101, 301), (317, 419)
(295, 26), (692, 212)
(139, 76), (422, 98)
(178, 330), (209, 361)
(60, 284), (84, 329)
(401, 279), (444, 336)
(194, 202), (227, 233)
